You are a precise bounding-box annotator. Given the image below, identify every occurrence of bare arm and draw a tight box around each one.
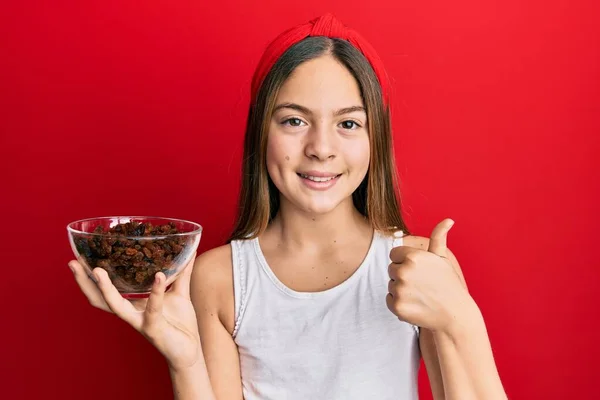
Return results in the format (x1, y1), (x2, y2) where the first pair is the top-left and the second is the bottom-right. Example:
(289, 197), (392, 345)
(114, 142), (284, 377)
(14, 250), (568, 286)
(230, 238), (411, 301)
(434, 248), (506, 399)
(71, 249), (224, 400)
(419, 245), (471, 400)
(420, 329), (446, 400)
(170, 360), (216, 400)
(411, 237), (506, 400)
(420, 245), (507, 400)
(187, 245), (244, 400)
(167, 246), (243, 400)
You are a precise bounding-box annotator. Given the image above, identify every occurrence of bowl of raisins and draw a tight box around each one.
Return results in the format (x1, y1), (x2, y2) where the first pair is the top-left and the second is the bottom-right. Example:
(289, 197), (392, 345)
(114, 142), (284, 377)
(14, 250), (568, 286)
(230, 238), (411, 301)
(67, 216), (202, 298)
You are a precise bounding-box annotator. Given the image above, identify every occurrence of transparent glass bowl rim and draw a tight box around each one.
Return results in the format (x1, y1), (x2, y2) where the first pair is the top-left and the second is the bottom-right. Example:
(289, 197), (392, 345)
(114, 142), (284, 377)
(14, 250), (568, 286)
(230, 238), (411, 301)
(66, 216), (203, 240)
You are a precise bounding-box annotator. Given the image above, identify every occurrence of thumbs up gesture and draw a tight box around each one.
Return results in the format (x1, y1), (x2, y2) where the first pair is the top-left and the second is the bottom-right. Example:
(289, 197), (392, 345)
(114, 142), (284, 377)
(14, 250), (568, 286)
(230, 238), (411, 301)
(386, 219), (473, 333)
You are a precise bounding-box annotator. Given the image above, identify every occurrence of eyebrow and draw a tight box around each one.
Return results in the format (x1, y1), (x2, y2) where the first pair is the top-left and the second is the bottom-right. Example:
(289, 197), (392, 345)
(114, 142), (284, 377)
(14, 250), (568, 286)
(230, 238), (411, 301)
(273, 103), (366, 117)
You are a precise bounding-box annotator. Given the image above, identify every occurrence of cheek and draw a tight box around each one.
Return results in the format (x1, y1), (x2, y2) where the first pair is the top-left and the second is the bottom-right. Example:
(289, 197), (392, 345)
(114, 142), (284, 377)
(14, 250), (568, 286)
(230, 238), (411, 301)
(346, 138), (371, 173)
(266, 132), (296, 183)
(266, 133), (288, 167)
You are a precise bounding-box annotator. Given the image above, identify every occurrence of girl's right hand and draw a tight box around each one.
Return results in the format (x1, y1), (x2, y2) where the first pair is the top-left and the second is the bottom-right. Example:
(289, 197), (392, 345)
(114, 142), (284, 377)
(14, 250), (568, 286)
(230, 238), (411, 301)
(68, 257), (201, 371)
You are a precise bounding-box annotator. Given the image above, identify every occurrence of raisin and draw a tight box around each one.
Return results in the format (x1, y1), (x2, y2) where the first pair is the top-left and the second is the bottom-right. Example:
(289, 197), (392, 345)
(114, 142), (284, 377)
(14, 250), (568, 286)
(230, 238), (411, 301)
(132, 224), (146, 236)
(73, 220), (191, 293)
(171, 243), (183, 254)
(101, 242), (112, 255)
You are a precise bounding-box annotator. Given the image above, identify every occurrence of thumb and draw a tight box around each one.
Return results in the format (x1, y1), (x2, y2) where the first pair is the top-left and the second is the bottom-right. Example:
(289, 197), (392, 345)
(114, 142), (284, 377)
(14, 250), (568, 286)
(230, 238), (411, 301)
(427, 218), (455, 257)
(170, 254), (196, 298)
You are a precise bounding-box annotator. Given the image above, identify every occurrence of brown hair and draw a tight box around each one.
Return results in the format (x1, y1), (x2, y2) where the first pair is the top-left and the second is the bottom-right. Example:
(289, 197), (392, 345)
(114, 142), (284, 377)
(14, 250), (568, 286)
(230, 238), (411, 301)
(228, 36), (410, 242)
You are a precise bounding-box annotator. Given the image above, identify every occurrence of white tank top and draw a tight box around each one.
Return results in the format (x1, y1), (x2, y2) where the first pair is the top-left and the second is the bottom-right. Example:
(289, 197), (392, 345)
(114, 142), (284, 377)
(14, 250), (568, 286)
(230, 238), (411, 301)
(231, 231), (421, 400)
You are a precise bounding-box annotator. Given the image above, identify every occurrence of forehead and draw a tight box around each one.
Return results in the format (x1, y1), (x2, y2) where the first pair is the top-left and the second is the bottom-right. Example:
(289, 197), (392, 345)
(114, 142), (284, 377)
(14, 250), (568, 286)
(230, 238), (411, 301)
(275, 55), (364, 110)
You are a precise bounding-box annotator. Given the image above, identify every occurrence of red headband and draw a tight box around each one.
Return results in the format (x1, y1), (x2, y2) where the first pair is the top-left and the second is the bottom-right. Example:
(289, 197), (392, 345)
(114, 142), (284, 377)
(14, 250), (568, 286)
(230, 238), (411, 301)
(250, 13), (391, 106)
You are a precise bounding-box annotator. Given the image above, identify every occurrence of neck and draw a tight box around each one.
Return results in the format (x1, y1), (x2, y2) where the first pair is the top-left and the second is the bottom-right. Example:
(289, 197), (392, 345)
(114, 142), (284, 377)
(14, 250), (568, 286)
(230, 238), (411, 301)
(265, 196), (372, 251)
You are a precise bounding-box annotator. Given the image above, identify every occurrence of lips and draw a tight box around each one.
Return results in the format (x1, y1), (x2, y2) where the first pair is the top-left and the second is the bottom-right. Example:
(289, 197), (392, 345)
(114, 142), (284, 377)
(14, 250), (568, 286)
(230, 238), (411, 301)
(297, 173), (340, 182)
(297, 170), (341, 178)
(296, 171), (342, 191)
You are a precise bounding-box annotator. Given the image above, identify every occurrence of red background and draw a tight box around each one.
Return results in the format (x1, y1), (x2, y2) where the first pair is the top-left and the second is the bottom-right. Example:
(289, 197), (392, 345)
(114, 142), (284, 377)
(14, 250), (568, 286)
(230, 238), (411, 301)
(2, 1), (599, 399)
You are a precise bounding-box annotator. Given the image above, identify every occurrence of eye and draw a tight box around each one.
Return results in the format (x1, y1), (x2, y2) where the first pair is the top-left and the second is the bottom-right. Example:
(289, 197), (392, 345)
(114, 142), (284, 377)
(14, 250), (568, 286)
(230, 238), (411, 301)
(339, 120), (361, 130)
(282, 118), (306, 127)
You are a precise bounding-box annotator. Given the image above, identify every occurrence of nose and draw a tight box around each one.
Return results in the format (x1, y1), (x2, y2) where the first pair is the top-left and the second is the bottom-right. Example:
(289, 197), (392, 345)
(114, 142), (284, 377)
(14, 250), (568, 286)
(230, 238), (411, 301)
(304, 122), (336, 161)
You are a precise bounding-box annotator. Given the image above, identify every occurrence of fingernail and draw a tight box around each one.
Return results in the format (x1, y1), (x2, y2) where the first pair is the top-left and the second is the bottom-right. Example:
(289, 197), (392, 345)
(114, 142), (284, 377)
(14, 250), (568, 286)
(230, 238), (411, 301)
(68, 263), (74, 273)
(155, 273), (161, 284)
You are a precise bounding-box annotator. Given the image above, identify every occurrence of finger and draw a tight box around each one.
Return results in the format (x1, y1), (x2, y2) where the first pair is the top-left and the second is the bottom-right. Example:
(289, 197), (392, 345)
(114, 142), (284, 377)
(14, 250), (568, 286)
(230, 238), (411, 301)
(387, 262), (400, 281)
(386, 293), (404, 321)
(170, 255), (196, 297)
(387, 279), (397, 297)
(69, 260), (111, 312)
(428, 218), (455, 257)
(144, 272), (167, 330)
(386, 293), (395, 311)
(93, 268), (142, 330)
(389, 245), (413, 264)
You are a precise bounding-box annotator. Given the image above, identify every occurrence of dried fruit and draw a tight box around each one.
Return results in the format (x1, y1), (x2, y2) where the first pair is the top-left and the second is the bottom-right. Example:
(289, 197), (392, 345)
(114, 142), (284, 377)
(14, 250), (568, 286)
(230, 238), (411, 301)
(73, 221), (189, 292)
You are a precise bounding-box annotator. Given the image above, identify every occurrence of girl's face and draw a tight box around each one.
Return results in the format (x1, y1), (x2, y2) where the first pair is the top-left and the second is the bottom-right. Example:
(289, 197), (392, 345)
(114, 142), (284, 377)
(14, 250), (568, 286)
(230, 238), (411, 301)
(266, 55), (370, 215)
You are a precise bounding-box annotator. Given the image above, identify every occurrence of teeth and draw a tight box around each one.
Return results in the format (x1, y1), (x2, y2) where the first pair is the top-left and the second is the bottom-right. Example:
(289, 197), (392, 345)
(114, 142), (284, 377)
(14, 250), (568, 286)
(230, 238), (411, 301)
(300, 174), (336, 182)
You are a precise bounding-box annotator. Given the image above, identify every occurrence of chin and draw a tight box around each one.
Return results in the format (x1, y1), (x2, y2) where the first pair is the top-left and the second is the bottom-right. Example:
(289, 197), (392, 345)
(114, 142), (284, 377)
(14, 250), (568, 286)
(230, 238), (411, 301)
(295, 195), (347, 215)
(273, 174), (361, 216)
(303, 204), (338, 215)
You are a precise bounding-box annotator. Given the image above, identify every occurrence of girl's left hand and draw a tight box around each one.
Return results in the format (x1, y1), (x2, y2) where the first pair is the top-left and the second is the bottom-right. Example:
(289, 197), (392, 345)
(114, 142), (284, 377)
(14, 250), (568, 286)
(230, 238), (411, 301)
(386, 219), (474, 333)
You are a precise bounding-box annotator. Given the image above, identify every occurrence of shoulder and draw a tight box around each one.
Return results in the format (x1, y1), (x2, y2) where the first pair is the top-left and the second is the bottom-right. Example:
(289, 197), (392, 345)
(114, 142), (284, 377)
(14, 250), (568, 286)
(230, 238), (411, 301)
(193, 243), (233, 271)
(190, 243), (236, 333)
(191, 243), (233, 288)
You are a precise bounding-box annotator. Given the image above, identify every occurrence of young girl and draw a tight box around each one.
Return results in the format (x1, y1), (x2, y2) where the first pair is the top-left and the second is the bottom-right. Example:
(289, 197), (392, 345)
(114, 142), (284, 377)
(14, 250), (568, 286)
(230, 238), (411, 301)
(69, 14), (507, 400)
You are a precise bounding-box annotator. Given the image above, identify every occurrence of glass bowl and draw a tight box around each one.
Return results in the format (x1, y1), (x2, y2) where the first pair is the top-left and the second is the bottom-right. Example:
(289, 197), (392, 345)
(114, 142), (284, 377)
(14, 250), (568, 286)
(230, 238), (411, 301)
(67, 216), (202, 298)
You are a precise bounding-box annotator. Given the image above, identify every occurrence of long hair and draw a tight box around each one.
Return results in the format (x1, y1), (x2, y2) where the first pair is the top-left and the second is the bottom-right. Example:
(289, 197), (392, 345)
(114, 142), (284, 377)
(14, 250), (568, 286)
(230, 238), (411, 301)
(228, 36), (410, 242)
